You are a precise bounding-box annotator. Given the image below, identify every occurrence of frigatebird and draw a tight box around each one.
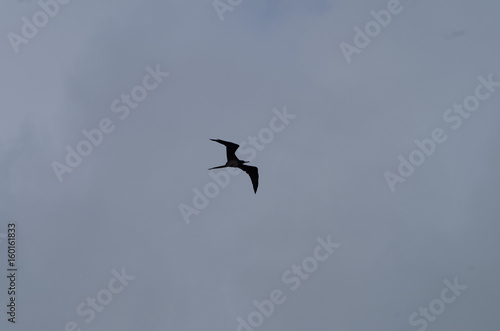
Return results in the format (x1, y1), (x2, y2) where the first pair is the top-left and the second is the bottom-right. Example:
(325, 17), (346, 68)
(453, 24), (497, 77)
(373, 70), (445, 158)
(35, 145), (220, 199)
(208, 139), (259, 193)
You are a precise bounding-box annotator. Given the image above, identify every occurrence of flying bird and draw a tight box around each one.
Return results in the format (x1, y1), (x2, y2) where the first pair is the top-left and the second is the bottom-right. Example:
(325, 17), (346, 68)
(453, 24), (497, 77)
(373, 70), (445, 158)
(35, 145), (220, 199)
(208, 139), (259, 193)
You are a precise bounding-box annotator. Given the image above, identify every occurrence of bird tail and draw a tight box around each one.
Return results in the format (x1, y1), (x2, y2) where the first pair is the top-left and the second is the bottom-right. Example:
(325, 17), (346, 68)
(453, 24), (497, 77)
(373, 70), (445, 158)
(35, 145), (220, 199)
(208, 165), (226, 170)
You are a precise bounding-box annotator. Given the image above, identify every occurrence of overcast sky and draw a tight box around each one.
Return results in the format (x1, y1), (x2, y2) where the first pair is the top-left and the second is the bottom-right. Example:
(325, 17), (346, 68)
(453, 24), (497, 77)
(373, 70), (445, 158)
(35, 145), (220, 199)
(1, 0), (500, 330)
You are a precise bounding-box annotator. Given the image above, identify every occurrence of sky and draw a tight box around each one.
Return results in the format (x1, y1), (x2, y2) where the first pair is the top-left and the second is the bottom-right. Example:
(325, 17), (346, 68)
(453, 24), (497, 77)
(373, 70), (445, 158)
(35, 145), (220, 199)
(1, 0), (500, 330)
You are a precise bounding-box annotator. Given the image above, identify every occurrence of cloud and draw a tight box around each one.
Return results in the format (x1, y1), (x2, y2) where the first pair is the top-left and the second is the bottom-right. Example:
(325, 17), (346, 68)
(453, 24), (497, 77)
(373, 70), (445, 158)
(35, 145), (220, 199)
(1, 0), (500, 330)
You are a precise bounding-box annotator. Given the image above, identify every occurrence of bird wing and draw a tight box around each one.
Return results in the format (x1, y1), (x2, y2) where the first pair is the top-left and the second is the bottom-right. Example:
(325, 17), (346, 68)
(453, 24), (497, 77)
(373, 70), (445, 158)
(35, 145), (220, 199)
(210, 139), (240, 162)
(239, 165), (259, 193)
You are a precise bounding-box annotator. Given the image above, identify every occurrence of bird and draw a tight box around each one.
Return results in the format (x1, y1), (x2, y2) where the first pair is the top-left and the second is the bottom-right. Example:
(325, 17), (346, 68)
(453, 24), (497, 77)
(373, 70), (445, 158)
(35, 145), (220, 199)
(208, 139), (259, 193)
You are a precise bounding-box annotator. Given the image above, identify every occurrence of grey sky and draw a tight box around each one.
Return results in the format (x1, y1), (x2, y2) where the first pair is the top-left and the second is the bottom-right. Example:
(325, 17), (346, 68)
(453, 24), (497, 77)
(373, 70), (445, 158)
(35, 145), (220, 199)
(1, 0), (500, 330)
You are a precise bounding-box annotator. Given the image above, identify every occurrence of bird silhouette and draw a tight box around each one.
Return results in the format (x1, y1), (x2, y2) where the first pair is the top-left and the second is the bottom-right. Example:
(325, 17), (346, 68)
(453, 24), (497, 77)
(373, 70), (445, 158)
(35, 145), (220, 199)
(208, 139), (259, 193)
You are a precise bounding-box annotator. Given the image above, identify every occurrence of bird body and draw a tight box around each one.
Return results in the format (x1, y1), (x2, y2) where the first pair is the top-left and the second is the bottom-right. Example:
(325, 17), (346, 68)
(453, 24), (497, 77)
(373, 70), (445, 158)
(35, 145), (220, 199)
(209, 139), (259, 193)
